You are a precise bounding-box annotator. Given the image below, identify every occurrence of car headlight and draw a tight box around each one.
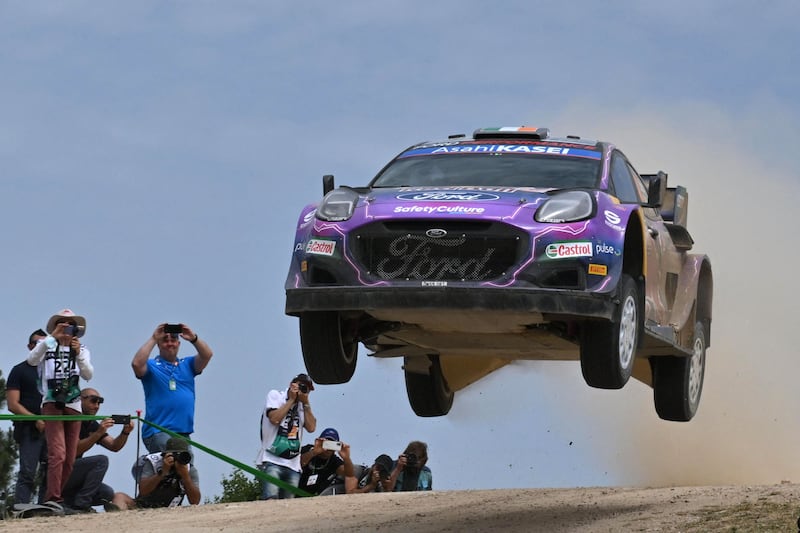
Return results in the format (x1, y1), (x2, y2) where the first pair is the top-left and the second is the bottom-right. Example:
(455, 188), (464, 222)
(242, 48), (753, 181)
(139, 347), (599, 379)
(316, 187), (359, 222)
(534, 190), (594, 223)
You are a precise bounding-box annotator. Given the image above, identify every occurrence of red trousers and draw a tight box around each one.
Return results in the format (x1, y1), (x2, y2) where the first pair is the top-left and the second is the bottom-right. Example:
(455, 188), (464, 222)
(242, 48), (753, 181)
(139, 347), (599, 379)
(42, 403), (81, 503)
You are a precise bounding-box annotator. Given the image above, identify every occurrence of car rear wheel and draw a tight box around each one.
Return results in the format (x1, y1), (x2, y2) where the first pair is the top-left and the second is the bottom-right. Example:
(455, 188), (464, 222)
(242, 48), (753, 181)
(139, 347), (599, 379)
(580, 274), (639, 389)
(405, 355), (454, 417)
(299, 311), (358, 384)
(652, 320), (706, 421)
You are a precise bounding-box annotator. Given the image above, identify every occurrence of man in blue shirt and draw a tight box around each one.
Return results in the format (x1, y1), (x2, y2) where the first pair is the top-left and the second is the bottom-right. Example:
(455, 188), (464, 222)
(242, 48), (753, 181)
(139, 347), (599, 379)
(131, 323), (213, 453)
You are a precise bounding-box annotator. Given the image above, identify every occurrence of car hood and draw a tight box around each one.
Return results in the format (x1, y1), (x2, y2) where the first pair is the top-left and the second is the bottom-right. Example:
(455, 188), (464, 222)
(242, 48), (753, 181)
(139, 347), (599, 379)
(362, 186), (551, 219)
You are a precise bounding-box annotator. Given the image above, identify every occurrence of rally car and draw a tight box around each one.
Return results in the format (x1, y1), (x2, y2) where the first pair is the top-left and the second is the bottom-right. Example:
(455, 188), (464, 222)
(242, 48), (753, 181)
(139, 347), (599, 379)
(285, 126), (713, 421)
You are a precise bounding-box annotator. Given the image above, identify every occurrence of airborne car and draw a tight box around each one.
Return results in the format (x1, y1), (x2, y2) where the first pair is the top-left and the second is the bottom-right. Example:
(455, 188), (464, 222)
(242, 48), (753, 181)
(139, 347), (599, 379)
(285, 127), (713, 421)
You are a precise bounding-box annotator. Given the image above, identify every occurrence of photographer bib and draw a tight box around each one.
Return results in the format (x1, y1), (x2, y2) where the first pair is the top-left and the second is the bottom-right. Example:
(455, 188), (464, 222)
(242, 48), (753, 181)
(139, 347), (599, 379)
(266, 405), (301, 459)
(42, 346), (81, 406)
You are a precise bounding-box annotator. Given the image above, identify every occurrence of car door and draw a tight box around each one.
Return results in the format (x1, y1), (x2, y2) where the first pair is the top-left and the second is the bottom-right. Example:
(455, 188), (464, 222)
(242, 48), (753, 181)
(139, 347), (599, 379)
(609, 151), (669, 325)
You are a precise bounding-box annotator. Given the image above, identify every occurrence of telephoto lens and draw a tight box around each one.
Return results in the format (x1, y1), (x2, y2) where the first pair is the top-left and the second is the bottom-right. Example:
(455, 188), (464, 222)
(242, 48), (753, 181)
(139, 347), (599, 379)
(176, 451), (192, 465)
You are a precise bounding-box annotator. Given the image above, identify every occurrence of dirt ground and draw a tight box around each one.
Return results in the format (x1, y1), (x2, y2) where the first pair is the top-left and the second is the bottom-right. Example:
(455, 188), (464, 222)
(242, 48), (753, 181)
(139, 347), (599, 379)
(4, 483), (800, 532)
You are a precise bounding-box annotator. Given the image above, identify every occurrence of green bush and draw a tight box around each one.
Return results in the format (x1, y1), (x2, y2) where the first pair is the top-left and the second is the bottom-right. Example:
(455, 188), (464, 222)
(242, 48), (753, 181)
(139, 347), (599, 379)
(209, 469), (261, 503)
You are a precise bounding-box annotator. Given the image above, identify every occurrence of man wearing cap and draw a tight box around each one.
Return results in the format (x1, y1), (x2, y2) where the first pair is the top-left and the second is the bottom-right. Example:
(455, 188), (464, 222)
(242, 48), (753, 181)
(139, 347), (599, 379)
(298, 428), (355, 496)
(255, 373), (317, 499)
(131, 323), (213, 453)
(27, 309), (93, 511)
(349, 454), (395, 494)
(116, 437), (200, 509)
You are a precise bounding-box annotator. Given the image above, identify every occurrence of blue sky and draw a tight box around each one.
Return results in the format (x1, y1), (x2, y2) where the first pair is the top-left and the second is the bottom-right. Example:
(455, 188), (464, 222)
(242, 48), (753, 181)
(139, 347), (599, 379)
(1, 2), (799, 501)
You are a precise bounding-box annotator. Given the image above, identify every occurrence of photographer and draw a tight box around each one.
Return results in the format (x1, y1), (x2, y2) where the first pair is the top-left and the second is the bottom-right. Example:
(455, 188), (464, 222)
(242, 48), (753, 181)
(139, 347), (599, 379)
(124, 437), (200, 508)
(61, 388), (135, 512)
(255, 373), (317, 499)
(348, 454), (395, 494)
(26, 309), (93, 512)
(131, 322), (213, 453)
(388, 441), (433, 492)
(298, 427), (355, 496)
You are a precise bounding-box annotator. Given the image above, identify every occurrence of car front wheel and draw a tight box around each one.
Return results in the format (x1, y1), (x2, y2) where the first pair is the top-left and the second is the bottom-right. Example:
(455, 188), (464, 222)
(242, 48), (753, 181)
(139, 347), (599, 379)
(580, 274), (640, 389)
(652, 320), (707, 422)
(299, 311), (358, 384)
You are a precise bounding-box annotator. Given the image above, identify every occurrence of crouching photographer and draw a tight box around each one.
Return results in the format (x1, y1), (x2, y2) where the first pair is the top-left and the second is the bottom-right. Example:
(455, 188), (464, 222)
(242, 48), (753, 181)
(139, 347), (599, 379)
(387, 441), (433, 492)
(117, 437), (200, 509)
(348, 454), (394, 494)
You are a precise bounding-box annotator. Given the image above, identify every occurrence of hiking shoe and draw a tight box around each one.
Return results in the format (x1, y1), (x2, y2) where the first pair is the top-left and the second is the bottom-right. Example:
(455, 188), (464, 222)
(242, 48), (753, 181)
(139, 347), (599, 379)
(62, 505), (93, 515)
(41, 501), (65, 515)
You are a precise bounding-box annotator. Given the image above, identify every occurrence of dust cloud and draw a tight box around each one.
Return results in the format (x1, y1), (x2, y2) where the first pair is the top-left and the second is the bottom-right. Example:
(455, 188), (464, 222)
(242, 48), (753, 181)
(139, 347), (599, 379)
(555, 102), (800, 487)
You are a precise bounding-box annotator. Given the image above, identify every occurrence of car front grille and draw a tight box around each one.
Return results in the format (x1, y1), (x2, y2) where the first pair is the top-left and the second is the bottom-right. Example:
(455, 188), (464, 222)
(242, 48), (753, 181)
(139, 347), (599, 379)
(350, 221), (528, 282)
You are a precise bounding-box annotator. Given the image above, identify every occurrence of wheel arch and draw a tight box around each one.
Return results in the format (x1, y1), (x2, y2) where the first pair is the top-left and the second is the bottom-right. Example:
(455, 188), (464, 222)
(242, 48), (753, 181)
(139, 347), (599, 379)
(621, 209), (646, 286)
(696, 258), (713, 347)
(621, 210), (646, 345)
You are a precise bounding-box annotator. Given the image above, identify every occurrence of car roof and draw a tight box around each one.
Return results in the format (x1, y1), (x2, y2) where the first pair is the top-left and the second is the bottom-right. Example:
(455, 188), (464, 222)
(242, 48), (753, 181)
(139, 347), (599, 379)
(410, 126), (605, 150)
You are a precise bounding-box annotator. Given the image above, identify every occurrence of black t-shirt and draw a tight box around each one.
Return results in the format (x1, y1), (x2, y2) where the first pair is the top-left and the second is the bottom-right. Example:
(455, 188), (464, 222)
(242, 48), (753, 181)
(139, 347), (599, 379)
(6, 361), (42, 432)
(298, 444), (344, 495)
(77, 420), (105, 458)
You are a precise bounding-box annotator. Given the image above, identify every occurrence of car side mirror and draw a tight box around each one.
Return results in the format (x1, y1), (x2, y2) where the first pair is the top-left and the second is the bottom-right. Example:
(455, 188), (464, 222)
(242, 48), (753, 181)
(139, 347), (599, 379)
(643, 171), (667, 208)
(323, 174), (335, 195)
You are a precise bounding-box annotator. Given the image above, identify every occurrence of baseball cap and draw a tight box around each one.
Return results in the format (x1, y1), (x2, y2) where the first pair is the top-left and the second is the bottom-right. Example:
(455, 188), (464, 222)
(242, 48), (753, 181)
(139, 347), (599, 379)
(165, 437), (190, 453)
(292, 373), (315, 391)
(319, 427), (339, 441)
(374, 454), (394, 479)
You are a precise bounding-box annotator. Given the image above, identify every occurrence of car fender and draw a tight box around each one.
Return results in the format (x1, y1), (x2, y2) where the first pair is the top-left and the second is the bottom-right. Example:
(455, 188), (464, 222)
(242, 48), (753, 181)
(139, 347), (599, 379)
(668, 254), (713, 335)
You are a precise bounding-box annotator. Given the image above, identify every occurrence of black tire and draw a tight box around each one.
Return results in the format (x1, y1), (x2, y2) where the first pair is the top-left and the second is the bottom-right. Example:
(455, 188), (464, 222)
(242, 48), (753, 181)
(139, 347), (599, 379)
(299, 311), (358, 384)
(580, 274), (640, 389)
(404, 355), (454, 417)
(653, 320), (707, 422)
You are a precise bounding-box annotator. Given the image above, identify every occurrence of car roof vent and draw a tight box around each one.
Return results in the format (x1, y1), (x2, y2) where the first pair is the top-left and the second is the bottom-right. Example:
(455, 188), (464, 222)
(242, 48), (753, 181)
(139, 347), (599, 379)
(448, 133), (466, 139)
(473, 126), (550, 140)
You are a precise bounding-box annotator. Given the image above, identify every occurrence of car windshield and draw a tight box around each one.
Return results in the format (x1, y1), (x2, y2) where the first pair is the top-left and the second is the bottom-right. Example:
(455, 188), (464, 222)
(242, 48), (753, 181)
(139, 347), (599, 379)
(371, 153), (601, 189)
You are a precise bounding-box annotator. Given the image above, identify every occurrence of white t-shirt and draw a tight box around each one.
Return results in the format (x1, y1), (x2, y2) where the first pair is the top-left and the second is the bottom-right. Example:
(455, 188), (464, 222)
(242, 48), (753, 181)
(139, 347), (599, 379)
(255, 389), (306, 472)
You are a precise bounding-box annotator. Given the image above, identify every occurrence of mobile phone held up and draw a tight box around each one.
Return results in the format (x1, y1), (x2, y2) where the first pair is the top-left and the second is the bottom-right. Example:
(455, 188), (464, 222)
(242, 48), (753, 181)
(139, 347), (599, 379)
(164, 324), (183, 334)
(111, 414), (131, 425)
(322, 440), (342, 452)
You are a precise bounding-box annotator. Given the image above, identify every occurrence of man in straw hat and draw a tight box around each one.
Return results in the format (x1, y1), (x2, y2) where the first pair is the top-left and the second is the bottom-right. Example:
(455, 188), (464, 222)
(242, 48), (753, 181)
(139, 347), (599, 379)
(27, 308), (93, 513)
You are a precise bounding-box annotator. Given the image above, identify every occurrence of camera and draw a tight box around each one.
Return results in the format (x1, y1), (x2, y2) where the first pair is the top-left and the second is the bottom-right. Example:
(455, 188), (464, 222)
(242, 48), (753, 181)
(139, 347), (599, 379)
(164, 450), (192, 465)
(298, 382), (309, 394)
(404, 452), (418, 468)
(321, 440), (342, 451)
(63, 325), (85, 338)
(48, 376), (79, 407)
(164, 324), (183, 334)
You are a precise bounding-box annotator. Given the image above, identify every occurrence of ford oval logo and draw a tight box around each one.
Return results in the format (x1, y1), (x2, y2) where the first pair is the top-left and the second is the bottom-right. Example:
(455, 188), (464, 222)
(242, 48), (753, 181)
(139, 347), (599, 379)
(425, 228), (447, 238)
(396, 191), (500, 201)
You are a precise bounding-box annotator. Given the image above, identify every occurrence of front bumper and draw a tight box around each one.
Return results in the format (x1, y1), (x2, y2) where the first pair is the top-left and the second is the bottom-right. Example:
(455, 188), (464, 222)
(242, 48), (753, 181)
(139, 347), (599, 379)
(286, 286), (618, 321)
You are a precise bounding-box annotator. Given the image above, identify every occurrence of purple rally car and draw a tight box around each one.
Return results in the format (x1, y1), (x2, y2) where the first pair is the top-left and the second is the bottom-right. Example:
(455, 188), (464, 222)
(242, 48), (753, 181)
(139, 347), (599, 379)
(285, 126), (713, 421)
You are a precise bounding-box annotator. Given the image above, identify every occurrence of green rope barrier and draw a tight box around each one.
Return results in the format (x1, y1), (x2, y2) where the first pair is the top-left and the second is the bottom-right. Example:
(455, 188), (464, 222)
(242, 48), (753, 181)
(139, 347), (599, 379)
(0, 412), (313, 498)
(137, 417), (313, 498)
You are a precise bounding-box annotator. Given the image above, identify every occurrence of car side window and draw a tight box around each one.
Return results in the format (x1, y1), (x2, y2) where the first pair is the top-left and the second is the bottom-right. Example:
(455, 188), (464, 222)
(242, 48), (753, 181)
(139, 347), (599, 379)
(609, 152), (640, 203)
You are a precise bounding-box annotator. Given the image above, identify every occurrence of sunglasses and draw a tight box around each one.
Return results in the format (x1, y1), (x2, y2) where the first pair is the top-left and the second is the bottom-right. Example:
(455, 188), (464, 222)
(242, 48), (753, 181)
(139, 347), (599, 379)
(81, 395), (104, 404)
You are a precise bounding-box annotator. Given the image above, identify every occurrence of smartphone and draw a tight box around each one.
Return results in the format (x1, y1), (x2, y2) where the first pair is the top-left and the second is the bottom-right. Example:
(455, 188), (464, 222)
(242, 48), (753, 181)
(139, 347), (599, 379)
(111, 414), (131, 425)
(321, 440), (342, 451)
(164, 324), (183, 334)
